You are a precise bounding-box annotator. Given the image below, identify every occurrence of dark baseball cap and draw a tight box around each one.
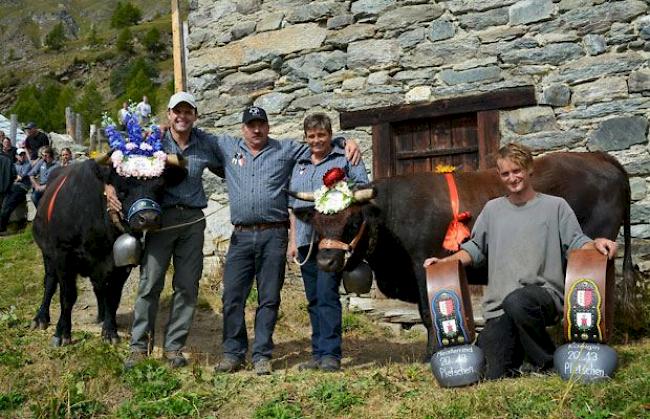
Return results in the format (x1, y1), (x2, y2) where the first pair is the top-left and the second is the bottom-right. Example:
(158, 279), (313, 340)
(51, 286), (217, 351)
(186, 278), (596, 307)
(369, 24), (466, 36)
(242, 106), (268, 124)
(24, 122), (37, 129)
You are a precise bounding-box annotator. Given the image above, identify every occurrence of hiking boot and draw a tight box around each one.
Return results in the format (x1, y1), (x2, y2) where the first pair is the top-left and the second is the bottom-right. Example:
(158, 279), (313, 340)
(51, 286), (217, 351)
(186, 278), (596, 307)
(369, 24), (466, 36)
(214, 356), (244, 373)
(253, 357), (272, 375)
(298, 358), (320, 371)
(164, 351), (188, 369)
(124, 351), (148, 370)
(319, 356), (341, 372)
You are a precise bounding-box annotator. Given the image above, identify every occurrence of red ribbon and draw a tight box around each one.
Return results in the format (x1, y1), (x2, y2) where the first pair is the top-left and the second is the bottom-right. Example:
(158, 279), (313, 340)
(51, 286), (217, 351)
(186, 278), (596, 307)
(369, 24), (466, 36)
(442, 173), (471, 252)
(47, 175), (68, 223)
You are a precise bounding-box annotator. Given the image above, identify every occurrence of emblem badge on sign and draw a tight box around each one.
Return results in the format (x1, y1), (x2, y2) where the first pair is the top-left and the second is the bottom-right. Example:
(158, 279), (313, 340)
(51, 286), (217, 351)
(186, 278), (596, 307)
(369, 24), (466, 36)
(567, 279), (602, 342)
(431, 290), (468, 346)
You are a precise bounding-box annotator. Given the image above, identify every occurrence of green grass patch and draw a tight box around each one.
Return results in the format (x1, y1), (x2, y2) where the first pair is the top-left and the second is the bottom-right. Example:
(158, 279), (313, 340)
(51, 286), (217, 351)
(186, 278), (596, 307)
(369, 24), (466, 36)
(254, 392), (303, 419)
(0, 391), (26, 411)
(308, 379), (364, 414)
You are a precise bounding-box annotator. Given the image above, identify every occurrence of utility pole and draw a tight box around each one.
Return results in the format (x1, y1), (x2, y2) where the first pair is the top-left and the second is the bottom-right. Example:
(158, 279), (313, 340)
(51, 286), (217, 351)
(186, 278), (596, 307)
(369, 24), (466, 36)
(171, 0), (187, 92)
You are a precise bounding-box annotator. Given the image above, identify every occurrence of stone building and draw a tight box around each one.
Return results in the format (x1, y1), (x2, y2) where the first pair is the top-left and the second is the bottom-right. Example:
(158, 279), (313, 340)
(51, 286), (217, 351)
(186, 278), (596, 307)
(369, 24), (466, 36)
(186, 0), (650, 284)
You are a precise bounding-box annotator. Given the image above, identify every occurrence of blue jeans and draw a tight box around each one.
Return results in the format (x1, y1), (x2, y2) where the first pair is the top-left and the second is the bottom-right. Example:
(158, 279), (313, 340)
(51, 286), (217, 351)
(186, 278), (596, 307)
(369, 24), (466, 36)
(222, 227), (287, 362)
(299, 245), (342, 360)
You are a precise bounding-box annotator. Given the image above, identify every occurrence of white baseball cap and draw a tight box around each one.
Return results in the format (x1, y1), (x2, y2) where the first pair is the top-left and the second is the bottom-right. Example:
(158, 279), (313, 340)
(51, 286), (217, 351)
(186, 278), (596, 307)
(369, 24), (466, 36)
(167, 91), (197, 110)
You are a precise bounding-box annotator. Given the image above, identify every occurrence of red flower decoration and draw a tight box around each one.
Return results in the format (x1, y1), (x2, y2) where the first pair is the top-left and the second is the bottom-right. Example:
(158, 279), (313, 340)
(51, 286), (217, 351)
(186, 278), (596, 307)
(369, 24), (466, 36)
(323, 167), (346, 188)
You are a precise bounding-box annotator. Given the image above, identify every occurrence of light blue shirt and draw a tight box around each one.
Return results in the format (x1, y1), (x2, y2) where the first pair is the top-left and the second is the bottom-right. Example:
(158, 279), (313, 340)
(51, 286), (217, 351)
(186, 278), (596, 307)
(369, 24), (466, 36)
(289, 142), (369, 248)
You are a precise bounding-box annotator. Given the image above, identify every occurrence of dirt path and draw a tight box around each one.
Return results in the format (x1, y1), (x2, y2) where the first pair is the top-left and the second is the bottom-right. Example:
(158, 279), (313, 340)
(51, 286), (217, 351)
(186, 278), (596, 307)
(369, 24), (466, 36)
(68, 266), (427, 370)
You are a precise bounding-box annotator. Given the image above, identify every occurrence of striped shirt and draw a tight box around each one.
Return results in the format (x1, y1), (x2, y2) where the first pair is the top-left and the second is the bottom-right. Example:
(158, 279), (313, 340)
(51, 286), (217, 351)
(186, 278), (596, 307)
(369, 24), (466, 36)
(289, 142), (369, 248)
(162, 128), (223, 209)
(220, 136), (308, 225)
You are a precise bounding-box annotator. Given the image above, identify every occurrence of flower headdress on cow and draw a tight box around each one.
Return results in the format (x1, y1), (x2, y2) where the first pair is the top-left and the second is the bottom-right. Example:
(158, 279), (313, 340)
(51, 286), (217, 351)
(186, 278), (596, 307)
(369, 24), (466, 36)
(101, 108), (166, 178)
(314, 168), (355, 214)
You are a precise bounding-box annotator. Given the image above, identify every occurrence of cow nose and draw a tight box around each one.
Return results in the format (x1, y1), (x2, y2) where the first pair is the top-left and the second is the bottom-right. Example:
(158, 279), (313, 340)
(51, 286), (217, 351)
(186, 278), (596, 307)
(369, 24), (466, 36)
(130, 211), (161, 231)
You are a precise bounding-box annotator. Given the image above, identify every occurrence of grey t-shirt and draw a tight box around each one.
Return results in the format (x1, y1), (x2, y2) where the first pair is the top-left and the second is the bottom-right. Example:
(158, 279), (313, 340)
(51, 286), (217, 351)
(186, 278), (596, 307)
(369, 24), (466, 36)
(460, 193), (592, 320)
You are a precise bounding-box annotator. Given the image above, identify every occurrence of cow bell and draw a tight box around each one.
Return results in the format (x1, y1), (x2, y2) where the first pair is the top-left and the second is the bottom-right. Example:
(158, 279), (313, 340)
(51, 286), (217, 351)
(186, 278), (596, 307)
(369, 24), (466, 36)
(554, 342), (617, 382)
(431, 344), (484, 388)
(113, 233), (142, 267)
(342, 261), (373, 295)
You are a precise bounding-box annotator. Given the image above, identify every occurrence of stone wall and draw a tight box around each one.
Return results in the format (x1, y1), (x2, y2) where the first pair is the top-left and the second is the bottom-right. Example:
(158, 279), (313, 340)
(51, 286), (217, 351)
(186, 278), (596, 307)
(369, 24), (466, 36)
(187, 0), (650, 272)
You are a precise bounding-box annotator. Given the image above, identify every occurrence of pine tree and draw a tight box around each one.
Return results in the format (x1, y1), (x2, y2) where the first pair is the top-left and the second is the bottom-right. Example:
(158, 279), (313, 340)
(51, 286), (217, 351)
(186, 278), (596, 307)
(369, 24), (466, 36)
(142, 27), (163, 54)
(45, 22), (66, 51)
(87, 24), (102, 48)
(74, 82), (105, 137)
(110, 2), (143, 28)
(116, 28), (133, 54)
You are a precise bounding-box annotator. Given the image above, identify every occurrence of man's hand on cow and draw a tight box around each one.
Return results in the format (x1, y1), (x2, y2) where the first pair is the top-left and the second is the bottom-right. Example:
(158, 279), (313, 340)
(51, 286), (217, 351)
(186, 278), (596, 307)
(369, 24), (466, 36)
(592, 238), (618, 259)
(344, 138), (361, 165)
(104, 184), (122, 215)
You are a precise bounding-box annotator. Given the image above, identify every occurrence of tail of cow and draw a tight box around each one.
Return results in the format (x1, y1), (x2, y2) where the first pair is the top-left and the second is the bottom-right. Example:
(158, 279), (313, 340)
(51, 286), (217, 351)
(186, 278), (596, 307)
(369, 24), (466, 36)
(600, 152), (638, 315)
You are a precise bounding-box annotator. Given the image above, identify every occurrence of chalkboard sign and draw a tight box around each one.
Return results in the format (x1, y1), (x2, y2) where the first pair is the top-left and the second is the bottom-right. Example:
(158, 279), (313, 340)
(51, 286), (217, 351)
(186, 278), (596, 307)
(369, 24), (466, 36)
(554, 342), (617, 382)
(431, 344), (484, 387)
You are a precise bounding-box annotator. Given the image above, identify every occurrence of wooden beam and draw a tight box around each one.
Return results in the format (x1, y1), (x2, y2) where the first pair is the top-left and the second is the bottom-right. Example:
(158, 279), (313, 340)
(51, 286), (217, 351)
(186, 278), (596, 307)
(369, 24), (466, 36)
(171, 0), (186, 92)
(340, 86), (536, 129)
(396, 146), (478, 160)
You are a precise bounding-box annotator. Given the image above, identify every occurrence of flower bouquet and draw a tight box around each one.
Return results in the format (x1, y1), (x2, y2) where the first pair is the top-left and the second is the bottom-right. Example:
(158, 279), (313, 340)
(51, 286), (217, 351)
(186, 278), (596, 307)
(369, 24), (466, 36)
(102, 109), (166, 178)
(314, 167), (354, 214)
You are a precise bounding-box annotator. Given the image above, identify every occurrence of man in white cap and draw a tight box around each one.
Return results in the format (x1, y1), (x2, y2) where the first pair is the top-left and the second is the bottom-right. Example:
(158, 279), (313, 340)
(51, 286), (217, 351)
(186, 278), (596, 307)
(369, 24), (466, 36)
(112, 91), (361, 373)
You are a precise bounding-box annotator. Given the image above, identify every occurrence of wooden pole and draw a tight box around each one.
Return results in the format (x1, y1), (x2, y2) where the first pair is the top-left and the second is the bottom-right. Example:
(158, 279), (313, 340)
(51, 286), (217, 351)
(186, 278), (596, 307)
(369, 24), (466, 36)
(75, 113), (83, 145)
(171, 0), (186, 92)
(89, 124), (97, 152)
(65, 107), (75, 138)
(9, 114), (17, 145)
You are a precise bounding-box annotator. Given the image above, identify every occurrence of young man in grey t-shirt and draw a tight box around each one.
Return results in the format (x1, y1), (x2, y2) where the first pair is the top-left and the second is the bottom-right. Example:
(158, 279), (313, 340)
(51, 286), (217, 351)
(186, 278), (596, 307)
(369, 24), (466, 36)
(424, 143), (617, 379)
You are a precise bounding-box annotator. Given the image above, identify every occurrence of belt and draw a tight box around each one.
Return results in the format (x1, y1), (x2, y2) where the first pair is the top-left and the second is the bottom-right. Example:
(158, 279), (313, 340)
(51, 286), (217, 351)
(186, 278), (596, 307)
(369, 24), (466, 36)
(234, 221), (289, 231)
(166, 204), (201, 211)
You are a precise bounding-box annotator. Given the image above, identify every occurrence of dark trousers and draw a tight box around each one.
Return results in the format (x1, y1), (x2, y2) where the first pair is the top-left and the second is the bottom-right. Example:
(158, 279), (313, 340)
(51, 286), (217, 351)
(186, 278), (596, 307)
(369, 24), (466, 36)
(0, 185), (27, 231)
(32, 189), (44, 208)
(299, 245), (343, 360)
(477, 285), (558, 380)
(222, 227), (287, 362)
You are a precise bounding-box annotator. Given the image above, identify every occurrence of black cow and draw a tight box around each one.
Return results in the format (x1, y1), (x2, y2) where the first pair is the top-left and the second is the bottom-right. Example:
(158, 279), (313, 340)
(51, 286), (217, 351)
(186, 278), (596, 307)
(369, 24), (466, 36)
(291, 152), (634, 358)
(32, 157), (185, 346)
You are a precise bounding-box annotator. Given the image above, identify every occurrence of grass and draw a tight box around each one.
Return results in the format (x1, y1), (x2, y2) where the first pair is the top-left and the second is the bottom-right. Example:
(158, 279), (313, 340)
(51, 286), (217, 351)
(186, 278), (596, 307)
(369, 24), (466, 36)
(0, 227), (649, 418)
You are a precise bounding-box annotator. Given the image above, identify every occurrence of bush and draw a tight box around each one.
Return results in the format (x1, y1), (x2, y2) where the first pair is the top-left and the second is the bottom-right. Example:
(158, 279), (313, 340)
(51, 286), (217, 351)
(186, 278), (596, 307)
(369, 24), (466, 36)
(110, 1), (142, 28)
(142, 27), (163, 54)
(74, 82), (105, 137)
(44, 22), (66, 51)
(109, 57), (158, 98)
(116, 27), (134, 54)
(86, 24), (102, 48)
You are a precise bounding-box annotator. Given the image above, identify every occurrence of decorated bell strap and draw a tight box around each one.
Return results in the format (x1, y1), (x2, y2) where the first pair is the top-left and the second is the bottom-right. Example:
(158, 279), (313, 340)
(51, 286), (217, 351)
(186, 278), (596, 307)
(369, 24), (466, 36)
(564, 248), (615, 344)
(425, 261), (475, 348)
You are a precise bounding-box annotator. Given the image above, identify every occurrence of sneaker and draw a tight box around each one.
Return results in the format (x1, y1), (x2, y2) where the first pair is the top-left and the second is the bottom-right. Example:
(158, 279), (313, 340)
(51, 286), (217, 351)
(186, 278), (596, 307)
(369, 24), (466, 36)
(319, 356), (341, 372)
(253, 357), (272, 375)
(124, 351), (148, 370)
(298, 358), (320, 371)
(214, 356), (244, 373)
(164, 350), (188, 368)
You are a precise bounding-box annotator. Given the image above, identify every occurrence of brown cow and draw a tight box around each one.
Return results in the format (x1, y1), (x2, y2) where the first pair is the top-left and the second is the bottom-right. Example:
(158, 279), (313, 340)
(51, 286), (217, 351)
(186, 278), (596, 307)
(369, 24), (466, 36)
(290, 151), (635, 358)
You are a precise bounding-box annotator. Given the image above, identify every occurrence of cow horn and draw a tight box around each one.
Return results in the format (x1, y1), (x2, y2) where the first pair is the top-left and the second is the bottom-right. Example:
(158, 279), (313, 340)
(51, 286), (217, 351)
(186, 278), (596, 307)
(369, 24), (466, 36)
(353, 188), (376, 202)
(94, 153), (111, 165)
(286, 189), (315, 202)
(166, 154), (187, 168)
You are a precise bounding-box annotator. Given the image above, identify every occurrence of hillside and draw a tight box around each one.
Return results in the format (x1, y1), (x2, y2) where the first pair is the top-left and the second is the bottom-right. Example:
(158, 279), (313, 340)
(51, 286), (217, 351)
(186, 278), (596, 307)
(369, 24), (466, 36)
(0, 0), (186, 131)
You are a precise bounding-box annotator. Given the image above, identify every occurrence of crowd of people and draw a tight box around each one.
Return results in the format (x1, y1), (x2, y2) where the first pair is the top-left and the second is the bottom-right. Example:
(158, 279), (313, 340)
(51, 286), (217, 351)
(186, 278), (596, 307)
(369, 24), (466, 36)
(0, 123), (74, 235)
(11, 90), (619, 382)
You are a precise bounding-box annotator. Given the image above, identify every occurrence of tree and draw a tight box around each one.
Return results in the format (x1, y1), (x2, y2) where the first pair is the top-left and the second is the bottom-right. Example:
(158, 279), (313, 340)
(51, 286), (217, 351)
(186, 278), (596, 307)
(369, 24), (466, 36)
(110, 2), (142, 28)
(124, 69), (157, 111)
(45, 22), (66, 51)
(74, 82), (105, 137)
(142, 27), (163, 54)
(116, 28), (133, 54)
(10, 81), (74, 132)
(109, 58), (158, 97)
(87, 24), (102, 48)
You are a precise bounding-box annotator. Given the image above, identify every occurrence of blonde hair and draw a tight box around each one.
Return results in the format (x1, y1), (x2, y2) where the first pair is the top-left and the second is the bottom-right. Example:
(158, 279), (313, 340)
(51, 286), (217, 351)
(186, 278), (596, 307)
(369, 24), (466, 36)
(496, 143), (533, 171)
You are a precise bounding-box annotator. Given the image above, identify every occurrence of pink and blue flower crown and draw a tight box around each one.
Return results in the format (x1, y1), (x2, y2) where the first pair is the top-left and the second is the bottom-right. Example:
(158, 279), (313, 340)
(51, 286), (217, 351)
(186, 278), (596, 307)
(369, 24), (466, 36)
(102, 107), (166, 178)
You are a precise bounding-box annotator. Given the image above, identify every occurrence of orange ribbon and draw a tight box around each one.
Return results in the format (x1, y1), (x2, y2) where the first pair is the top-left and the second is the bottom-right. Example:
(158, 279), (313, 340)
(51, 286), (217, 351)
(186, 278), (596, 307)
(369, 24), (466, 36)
(47, 175), (68, 223)
(442, 173), (471, 252)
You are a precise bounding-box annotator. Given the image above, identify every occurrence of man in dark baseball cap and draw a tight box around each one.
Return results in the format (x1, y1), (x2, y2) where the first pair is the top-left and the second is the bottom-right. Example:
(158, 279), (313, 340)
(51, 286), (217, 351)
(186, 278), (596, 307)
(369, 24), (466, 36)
(242, 106), (268, 124)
